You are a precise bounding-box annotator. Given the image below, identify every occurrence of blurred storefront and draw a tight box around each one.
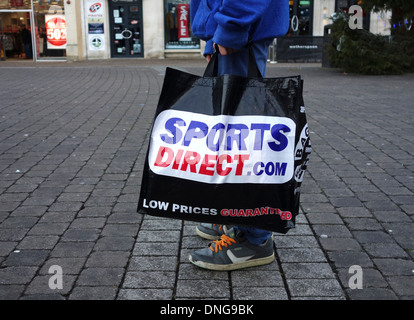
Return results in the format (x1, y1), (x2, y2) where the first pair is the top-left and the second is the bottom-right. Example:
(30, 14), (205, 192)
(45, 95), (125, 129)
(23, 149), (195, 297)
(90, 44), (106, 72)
(0, 0), (200, 61)
(0, 0), (391, 62)
(0, 0), (67, 61)
(276, 0), (391, 62)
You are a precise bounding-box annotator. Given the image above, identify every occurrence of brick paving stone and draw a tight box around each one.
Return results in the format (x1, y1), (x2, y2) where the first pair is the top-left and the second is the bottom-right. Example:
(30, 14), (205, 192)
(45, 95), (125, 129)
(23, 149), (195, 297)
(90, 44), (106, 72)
(231, 270), (285, 287)
(0, 61), (413, 300)
(387, 276), (414, 298)
(77, 267), (125, 287)
(278, 248), (327, 263)
(287, 279), (344, 298)
(128, 256), (178, 272)
(176, 280), (230, 299)
(133, 242), (179, 256)
(233, 287), (289, 300)
(50, 242), (94, 258)
(0, 228), (28, 241)
(0, 285), (25, 300)
(362, 243), (409, 259)
(319, 237), (362, 252)
(346, 287), (398, 300)
(117, 288), (173, 300)
(69, 286), (119, 300)
(122, 271), (176, 289)
(282, 263), (336, 279)
(2, 250), (49, 267)
(327, 251), (374, 268)
(0, 266), (38, 285)
(372, 258), (414, 276)
(61, 228), (101, 242)
(17, 235), (60, 250)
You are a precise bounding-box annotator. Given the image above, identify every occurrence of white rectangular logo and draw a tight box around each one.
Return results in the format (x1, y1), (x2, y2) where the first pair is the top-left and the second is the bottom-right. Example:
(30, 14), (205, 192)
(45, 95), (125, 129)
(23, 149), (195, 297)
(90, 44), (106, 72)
(148, 110), (296, 184)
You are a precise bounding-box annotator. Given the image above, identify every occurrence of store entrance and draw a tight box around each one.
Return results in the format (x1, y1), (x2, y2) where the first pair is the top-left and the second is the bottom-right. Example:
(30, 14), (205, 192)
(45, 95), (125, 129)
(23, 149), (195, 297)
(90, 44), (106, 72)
(108, 0), (143, 58)
(0, 12), (33, 60)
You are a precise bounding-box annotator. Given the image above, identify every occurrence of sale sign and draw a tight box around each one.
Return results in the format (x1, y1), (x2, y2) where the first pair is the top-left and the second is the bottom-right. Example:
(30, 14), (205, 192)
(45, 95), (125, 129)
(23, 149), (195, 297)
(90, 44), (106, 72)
(177, 3), (190, 40)
(45, 15), (67, 49)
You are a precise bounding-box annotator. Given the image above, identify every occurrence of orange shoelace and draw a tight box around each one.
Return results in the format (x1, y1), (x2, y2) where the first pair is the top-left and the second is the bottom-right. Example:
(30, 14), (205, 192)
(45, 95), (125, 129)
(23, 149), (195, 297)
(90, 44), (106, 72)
(210, 234), (237, 253)
(213, 224), (223, 231)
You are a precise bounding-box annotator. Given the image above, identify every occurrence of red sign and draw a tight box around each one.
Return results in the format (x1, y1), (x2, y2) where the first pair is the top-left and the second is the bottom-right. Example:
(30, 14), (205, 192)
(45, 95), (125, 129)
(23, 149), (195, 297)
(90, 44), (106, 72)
(177, 3), (189, 40)
(89, 3), (102, 12)
(10, 0), (24, 7)
(45, 15), (67, 49)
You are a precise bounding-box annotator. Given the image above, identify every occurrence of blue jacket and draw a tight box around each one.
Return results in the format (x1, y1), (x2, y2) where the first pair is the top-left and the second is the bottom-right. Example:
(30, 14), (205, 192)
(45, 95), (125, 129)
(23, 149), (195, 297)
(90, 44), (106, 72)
(190, 0), (289, 55)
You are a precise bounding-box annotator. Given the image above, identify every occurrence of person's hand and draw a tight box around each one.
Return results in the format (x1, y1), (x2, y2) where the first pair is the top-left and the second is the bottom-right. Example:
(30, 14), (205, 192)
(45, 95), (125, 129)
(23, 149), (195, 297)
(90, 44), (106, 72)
(205, 44), (238, 62)
(216, 44), (237, 56)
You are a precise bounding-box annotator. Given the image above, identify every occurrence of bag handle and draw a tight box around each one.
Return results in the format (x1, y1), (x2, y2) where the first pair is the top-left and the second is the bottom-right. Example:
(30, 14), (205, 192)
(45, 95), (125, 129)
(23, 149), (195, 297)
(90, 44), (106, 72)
(203, 43), (263, 78)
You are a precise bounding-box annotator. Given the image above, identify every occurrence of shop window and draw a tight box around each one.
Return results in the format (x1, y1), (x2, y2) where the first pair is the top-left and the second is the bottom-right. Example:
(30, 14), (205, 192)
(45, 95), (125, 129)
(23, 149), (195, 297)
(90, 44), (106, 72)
(164, 0), (199, 49)
(33, 0), (66, 59)
(0, 12), (33, 59)
(288, 0), (313, 36)
(108, 0), (143, 58)
(0, 0), (32, 10)
(0, 0), (33, 60)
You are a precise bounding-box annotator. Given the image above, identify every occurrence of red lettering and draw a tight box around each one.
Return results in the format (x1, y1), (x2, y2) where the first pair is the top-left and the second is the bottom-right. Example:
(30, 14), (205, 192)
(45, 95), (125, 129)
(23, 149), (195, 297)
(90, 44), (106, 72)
(280, 211), (292, 220)
(218, 207), (292, 219)
(234, 154), (249, 176)
(154, 146), (174, 167)
(153, 146), (253, 178)
(199, 154), (217, 176)
(172, 149), (184, 170)
(260, 207), (269, 215)
(216, 154), (232, 176)
(253, 208), (261, 216)
(180, 151), (200, 173)
(220, 209), (229, 216)
(237, 209), (246, 217)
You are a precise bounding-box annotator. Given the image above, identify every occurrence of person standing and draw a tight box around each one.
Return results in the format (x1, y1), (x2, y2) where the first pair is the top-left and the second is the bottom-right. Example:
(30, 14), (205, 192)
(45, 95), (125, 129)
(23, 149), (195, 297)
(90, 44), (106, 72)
(20, 24), (32, 59)
(188, 0), (289, 271)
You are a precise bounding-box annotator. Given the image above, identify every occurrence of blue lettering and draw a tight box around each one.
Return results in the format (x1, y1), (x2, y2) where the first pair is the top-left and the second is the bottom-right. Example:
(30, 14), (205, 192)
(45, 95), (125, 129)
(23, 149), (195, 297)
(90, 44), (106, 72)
(268, 124), (290, 152)
(253, 162), (264, 175)
(160, 117), (186, 144)
(250, 123), (270, 150)
(159, 117), (291, 152)
(182, 121), (208, 147)
(253, 162), (287, 176)
(206, 123), (225, 152)
(226, 123), (249, 151)
(275, 162), (287, 176)
(265, 162), (274, 175)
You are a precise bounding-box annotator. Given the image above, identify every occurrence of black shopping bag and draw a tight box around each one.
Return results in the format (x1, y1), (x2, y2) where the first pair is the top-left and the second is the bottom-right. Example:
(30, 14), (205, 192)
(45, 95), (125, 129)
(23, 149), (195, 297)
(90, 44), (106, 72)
(137, 48), (311, 234)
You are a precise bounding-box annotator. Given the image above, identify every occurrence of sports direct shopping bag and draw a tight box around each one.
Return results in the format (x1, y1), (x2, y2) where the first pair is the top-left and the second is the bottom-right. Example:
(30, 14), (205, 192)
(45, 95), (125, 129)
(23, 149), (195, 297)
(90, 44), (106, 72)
(137, 54), (311, 234)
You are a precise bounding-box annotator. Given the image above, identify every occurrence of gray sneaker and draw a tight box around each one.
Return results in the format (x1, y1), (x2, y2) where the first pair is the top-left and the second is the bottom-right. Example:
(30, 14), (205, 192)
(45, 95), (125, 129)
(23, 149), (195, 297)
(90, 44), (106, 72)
(189, 228), (275, 271)
(195, 223), (232, 240)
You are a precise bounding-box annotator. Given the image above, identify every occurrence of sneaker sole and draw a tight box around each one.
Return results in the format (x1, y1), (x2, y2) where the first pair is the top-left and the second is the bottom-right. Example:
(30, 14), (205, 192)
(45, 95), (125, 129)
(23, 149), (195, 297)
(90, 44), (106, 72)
(189, 253), (275, 271)
(195, 226), (221, 241)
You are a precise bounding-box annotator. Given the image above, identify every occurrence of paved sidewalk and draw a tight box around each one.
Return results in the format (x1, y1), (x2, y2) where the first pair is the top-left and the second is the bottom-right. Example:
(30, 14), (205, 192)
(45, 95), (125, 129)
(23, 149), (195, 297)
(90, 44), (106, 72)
(0, 59), (413, 300)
